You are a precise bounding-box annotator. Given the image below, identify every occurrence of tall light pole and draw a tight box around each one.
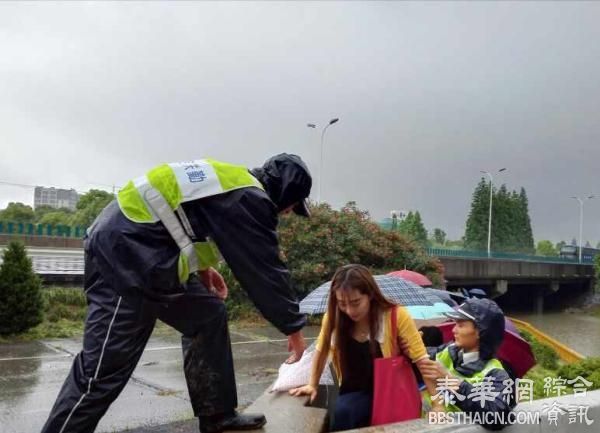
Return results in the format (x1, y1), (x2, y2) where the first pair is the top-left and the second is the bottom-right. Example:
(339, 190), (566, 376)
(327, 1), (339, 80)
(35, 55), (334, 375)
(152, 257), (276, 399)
(571, 195), (594, 263)
(307, 118), (339, 203)
(480, 168), (507, 258)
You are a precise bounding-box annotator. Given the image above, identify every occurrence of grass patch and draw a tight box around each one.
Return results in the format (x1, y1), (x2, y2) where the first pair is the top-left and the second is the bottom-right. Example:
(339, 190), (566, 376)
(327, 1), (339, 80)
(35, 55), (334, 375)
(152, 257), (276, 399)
(0, 286), (87, 343)
(519, 330), (559, 370)
(520, 331), (600, 400)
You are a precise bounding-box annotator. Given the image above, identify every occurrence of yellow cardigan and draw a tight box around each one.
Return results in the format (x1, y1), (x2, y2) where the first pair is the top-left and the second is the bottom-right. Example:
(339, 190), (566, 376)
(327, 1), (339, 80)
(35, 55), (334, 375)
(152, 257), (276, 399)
(315, 306), (428, 384)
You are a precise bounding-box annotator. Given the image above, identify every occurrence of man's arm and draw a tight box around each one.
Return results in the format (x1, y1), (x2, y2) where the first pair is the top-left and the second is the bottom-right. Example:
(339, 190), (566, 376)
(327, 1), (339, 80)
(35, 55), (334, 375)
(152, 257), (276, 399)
(189, 189), (307, 336)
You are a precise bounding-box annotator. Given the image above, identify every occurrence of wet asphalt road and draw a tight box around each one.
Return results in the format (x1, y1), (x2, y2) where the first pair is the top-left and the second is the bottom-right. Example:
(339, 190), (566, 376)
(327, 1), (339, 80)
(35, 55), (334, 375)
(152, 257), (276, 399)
(0, 325), (320, 433)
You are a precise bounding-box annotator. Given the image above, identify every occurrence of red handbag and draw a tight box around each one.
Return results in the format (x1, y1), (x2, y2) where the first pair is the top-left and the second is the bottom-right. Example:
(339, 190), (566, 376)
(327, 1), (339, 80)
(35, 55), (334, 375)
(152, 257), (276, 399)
(371, 306), (422, 426)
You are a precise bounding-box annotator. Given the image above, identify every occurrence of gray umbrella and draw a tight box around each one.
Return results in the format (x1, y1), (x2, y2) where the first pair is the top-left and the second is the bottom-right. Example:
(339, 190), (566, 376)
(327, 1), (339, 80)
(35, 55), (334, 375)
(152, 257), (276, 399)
(299, 275), (448, 315)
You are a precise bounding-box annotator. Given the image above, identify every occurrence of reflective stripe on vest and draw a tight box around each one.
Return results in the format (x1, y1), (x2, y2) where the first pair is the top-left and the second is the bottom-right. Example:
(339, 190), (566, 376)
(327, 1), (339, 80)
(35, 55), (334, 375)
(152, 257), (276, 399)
(423, 346), (505, 413)
(117, 159), (263, 282)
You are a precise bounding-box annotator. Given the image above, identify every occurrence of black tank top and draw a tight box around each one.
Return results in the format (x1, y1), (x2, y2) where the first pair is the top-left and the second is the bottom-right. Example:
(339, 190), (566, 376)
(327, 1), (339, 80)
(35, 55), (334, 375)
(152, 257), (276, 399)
(339, 338), (383, 395)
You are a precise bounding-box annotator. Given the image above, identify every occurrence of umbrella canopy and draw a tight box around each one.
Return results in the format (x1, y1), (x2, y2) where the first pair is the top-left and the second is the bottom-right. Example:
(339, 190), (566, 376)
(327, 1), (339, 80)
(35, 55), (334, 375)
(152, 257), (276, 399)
(423, 288), (462, 307)
(388, 270), (433, 287)
(299, 275), (454, 320)
(436, 321), (535, 378)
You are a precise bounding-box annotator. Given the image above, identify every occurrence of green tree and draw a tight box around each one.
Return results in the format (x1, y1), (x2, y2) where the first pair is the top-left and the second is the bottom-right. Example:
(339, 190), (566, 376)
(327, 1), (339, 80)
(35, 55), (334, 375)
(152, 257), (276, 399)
(38, 210), (74, 226)
(464, 181), (535, 253)
(33, 205), (57, 223)
(445, 238), (465, 249)
(432, 228), (447, 246)
(0, 202), (35, 223)
(70, 189), (114, 227)
(492, 184), (512, 251)
(511, 188), (535, 254)
(464, 178), (490, 250)
(0, 241), (44, 334)
(398, 211), (428, 246)
(536, 240), (557, 256)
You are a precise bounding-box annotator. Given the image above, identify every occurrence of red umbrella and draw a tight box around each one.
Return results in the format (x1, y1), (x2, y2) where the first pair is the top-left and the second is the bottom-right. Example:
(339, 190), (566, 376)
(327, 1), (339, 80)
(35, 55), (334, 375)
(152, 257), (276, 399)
(388, 270), (433, 287)
(436, 321), (536, 378)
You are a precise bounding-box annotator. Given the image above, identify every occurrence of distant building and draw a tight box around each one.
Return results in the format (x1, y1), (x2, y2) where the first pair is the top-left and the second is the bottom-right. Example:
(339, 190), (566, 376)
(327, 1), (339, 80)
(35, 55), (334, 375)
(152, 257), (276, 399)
(34, 187), (79, 211)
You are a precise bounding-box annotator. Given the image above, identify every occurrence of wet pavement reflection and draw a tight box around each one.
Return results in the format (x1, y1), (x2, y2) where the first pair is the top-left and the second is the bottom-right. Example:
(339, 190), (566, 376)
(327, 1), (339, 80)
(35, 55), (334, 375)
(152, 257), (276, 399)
(0, 325), (320, 433)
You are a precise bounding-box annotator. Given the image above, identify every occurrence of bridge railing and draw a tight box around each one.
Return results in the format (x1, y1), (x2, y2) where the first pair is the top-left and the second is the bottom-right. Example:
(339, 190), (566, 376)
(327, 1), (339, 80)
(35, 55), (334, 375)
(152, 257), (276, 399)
(426, 247), (594, 264)
(0, 221), (87, 238)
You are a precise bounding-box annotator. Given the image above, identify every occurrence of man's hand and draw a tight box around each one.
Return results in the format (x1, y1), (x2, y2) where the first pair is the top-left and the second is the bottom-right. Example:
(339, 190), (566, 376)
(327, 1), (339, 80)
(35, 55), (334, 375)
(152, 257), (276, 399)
(420, 359), (462, 393)
(285, 330), (306, 364)
(199, 267), (228, 300)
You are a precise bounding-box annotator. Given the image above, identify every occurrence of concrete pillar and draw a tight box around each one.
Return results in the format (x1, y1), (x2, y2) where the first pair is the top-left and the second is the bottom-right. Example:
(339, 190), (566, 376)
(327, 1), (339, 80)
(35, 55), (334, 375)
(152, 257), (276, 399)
(591, 278), (599, 295)
(491, 279), (508, 298)
(535, 287), (544, 315)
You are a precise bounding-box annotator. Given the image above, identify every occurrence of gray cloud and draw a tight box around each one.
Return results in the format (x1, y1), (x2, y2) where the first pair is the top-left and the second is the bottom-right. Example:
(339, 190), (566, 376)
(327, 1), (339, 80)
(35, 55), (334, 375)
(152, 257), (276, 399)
(1, 1), (599, 244)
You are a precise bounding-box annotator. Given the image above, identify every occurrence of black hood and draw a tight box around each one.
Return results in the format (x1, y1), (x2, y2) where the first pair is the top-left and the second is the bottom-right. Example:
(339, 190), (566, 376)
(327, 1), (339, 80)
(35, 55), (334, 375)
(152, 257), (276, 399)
(445, 298), (505, 360)
(250, 153), (312, 216)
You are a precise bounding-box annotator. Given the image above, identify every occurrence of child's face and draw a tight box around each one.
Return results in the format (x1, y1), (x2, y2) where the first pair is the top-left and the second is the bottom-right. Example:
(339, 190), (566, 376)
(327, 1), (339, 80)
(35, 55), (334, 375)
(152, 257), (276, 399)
(335, 288), (370, 323)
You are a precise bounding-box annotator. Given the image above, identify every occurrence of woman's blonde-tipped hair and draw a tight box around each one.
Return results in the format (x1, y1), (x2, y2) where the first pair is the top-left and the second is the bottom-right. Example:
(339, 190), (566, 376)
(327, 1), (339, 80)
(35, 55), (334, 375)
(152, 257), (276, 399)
(320, 264), (395, 374)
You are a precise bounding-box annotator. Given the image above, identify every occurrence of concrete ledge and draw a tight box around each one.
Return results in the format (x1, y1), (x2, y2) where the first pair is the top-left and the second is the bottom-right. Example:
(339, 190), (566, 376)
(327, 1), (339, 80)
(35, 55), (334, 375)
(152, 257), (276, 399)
(226, 385), (329, 433)
(346, 390), (600, 433)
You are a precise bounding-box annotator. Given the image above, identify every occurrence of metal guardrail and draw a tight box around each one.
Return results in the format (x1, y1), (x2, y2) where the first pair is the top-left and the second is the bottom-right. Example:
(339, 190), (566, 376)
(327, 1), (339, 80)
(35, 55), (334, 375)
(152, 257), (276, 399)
(426, 247), (595, 265)
(0, 221), (86, 238)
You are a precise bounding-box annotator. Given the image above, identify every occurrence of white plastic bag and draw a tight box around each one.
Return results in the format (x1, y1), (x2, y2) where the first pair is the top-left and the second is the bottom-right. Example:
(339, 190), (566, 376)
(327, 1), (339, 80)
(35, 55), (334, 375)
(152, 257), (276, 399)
(270, 342), (334, 392)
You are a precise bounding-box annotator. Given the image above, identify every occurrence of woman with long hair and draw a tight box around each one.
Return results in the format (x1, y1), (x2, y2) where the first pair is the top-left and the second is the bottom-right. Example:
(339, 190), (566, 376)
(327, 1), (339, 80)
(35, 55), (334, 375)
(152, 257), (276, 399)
(290, 264), (438, 431)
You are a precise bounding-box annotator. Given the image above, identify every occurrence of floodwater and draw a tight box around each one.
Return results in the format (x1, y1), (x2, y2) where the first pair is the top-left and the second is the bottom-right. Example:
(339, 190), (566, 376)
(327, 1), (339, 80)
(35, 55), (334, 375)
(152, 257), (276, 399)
(509, 311), (600, 357)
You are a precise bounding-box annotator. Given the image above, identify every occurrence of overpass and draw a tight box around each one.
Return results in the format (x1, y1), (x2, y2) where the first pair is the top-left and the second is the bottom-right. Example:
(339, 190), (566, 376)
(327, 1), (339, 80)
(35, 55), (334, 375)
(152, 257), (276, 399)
(429, 248), (596, 313)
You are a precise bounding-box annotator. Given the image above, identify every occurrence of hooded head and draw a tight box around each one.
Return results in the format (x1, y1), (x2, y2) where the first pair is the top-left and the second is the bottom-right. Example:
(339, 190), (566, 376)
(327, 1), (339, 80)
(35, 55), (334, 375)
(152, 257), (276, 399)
(251, 153), (312, 217)
(445, 298), (505, 360)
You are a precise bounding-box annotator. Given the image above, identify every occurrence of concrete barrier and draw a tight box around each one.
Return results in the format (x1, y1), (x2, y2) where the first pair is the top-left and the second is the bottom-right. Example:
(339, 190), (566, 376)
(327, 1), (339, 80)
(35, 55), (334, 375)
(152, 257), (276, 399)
(225, 385), (331, 433)
(233, 388), (600, 433)
(346, 390), (600, 433)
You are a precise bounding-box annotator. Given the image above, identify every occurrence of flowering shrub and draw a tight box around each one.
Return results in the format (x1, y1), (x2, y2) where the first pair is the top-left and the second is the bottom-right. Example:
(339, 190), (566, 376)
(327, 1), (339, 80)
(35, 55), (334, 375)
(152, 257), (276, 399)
(278, 202), (443, 297)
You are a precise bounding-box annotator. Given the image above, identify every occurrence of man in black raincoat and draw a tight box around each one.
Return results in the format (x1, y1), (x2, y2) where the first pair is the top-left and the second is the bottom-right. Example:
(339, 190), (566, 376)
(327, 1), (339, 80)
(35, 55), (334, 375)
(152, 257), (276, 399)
(420, 298), (516, 430)
(42, 154), (312, 433)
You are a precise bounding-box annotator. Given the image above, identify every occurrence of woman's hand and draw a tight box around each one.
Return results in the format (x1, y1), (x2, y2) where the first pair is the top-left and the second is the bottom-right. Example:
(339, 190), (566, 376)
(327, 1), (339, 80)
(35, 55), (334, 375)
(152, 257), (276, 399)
(289, 384), (318, 403)
(419, 359), (451, 381)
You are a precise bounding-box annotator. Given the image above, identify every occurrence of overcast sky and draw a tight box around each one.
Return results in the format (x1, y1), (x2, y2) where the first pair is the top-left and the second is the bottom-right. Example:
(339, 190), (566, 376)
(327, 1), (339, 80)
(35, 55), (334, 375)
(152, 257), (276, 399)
(1, 1), (599, 244)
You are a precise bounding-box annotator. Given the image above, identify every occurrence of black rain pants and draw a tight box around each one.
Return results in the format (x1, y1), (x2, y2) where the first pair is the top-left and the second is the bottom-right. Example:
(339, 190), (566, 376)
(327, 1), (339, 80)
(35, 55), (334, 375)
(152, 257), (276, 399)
(41, 255), (237, 433)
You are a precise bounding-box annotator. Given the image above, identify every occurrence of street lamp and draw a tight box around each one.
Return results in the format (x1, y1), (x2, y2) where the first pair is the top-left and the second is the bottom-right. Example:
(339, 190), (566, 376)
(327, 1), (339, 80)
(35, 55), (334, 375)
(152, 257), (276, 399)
(307, 118), (339, 203)
(570, 195), (594, 263)
(480, 168), (507, 258)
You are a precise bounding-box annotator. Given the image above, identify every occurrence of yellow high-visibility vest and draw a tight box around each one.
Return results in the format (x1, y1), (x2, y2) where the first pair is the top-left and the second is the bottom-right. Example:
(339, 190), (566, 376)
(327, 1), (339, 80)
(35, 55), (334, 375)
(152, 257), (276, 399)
(117, 158), (263, 282)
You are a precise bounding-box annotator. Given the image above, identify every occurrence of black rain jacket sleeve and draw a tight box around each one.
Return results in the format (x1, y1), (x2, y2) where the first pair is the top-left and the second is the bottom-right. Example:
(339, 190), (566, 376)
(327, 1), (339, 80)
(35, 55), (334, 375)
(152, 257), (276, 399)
(427, 345), (516, 431)
(454, 369), (515, 430)
(185, 187), (307, 336)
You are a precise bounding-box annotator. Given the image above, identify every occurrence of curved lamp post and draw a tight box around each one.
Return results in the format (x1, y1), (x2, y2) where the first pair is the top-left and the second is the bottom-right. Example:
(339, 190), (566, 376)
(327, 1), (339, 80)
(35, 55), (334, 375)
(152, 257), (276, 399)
(480, 168), (507, 258)
(307, 118), (339, 203)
